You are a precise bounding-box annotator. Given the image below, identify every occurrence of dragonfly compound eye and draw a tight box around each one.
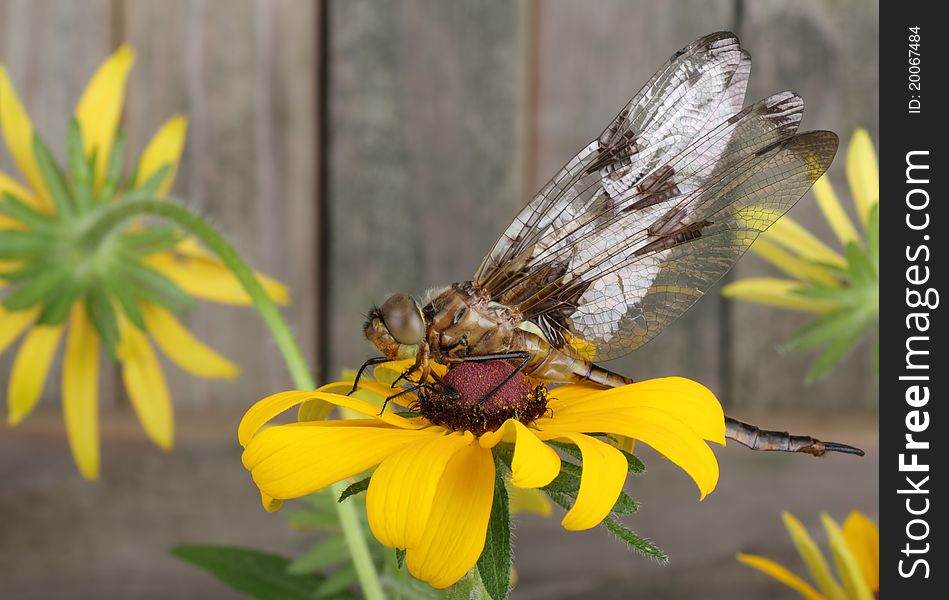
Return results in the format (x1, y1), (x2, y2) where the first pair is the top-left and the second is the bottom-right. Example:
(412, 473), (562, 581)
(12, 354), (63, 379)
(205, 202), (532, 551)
(380, 293), (425, 346)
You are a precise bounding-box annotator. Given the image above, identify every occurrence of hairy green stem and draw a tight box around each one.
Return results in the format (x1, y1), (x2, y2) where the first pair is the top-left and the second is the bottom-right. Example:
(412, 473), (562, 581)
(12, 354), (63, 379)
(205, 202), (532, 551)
(84, 198), (386, 600)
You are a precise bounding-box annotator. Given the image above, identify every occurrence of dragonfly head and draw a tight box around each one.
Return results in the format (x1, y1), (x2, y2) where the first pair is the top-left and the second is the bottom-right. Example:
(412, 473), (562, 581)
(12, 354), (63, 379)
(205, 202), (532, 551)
(365, 293), (426, 357)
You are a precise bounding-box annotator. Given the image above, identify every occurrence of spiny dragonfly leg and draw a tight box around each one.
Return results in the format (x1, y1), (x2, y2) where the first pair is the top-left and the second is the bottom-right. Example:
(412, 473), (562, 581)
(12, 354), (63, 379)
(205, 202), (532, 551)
(348, 356), (389, 396)
(725, 416), (865, 457)
(380, 383), (430, 416)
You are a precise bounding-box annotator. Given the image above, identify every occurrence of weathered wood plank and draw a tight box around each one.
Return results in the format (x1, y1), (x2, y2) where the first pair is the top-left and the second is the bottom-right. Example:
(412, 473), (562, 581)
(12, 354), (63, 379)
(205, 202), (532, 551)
(325, 0), (527, 377)
(729, 0), (879, 408)
(529, 0), (736, 392)
(122, 0), (320, 406)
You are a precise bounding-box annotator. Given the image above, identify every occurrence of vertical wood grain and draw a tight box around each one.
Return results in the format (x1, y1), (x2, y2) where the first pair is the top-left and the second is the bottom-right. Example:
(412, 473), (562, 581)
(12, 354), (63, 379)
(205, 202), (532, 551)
(325, 0), (527, 377)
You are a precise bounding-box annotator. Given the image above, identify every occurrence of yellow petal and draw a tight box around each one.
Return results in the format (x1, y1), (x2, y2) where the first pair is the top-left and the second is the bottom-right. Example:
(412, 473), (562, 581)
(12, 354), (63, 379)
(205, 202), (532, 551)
(737, 553), (827, 600)
(134, 115), (187, 196)
(260, 491), (283, 513)
(480, 419), (561, 488)
(404, 440), (495, 588)
(144, 245), (289, 306)
(749, 238), (839, 286)
(74, 44), (134, 187)
(846, 129), (878, 227)
(0, 305), (37, 356)
(7, 324), (63, 425)
(508, 486), (553, 517)
(242, 421), (433, 500)
(368, 431), (475, 550)
(539, 408), (719, 500)
(547, 377), (725, 445)
(821, 514), (875, 600)
(117, 315), (174, 451)
(535, 431), (627, 530)
(239, 389), (423, 447)
(141, 302), (238, 380)
(722, 278), (837, 314)
(842, 511), (879, 592)
(783, 512), (847, 600)
(0, 67), (51, 210)
(811, 177), (860, 247)
(62, 303), (100, 480)
(762, 216), (846, 268)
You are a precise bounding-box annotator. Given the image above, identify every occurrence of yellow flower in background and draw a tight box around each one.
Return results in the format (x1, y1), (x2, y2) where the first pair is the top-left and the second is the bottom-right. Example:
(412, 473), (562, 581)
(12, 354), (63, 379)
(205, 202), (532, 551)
(738, 511), (879, 600)
(239, 360), (724, 588)
(0, 46), (287, 479)
(722, 129), (879, 382)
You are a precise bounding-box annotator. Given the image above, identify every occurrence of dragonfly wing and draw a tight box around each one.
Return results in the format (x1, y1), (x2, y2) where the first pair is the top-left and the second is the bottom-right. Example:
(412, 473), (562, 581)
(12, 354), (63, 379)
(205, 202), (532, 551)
(475, 32), (748, 286)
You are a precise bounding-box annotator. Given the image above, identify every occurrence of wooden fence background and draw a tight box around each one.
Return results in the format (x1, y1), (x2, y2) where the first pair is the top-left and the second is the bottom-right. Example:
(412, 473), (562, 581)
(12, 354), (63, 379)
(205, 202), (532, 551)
(0, 1), (878, 598)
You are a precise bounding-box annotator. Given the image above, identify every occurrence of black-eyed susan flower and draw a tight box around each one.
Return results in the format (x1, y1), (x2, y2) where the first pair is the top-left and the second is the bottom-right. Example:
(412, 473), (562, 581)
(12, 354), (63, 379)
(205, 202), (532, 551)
(239, 359), (725, 589)
(722, 129), (879, 382)
(0, 45), (286, 479)
(739, 511), (879, 600)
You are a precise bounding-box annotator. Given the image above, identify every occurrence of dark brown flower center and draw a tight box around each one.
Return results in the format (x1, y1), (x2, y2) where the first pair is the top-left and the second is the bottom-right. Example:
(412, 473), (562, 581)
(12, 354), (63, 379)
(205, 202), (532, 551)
(413, 361), (549, 435)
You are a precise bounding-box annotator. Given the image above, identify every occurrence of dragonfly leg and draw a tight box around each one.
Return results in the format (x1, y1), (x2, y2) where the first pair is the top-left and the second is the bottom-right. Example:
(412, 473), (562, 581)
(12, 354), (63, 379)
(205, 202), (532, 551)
(380, 383), (431, 415)
(348, 356), (390, 396)
(725, 416), (865, 456)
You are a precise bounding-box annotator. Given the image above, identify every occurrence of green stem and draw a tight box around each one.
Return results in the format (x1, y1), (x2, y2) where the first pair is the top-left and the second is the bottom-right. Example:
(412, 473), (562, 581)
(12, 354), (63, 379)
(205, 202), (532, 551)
(84, 198), (386, 600)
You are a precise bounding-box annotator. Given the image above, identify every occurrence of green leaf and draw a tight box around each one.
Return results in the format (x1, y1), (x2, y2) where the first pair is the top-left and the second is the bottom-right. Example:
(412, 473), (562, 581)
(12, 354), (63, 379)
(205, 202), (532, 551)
(315, 564), (357, 598)
(85, 287), (119, 357)
(114, 257), (195, 314)
(805, 325), (867, 384)
(477, 450), (512, 600)
(601, 517), (668, 563)
(32, 132), (74, 217)
(2, 263), (71, 311)
(0, 192), (59, 232)
(338, 476), (371, 503)
(131, 164), (171, 198)
(0, 229), (55, 259)
(395, 548), (406, 569)
(37, 279), (84, 325)
(102, 274), (146, 330)
(866, 203), (879, 271)
(286, 536), (349, 574)
(783, 307), (870, 352)
(171, 544), (326, 600)
(97, 130), (126, 202)
(67, 118), (93, 211)
(285, 508), (340, 532)
(548, 440), (644, 474)
(844, 241), (876, 285)
(542, 460), (638, 514)
(119, 225), (183, 256)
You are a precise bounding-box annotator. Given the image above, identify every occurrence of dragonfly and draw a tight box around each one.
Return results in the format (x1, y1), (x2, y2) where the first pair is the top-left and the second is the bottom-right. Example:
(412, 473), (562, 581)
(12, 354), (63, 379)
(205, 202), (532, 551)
(359, 31), (862, 457)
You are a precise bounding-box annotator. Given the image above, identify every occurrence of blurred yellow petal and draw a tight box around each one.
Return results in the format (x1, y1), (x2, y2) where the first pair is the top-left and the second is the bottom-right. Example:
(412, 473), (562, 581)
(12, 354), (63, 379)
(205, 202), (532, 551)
(480, 419), (561, 488)
(750, 238), (839, 286)
(260, 491), (283, 513)
(722, 278), (837, 314)
(134, 115), (187, 196)
(0, 305), (36, 355)
(737, 553), (826, 600)
(62, 303), (100, 480)
(118, 316), (174, 451)
(535, 431), (627, 530)
(846, 129), (878, 226)
(404, 440), (495, 589)
(145, 246), (289, 306)
(761, 216), (846, 268)
(0, 67), (51, 210)
(7, 323), (63, 425)
(508, 486), (553, 517)
(843, 511), (879, 592)
(367, 431), (474, 550)
(783, 512), (847, 600)
(811, 177), (859, 246)
(242, 421), (431, 500)
(141, 302), (238, 380)
(74, 44), (134, 187)
(822, 514), (875, 600)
